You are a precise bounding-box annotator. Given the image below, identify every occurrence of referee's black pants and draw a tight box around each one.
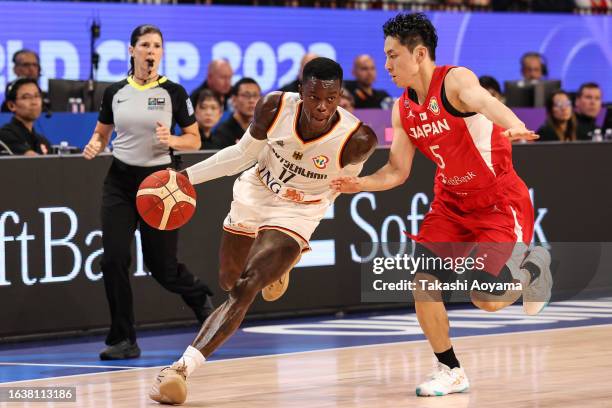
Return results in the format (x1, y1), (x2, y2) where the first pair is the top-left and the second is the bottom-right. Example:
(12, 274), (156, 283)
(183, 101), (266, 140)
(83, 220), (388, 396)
(100, 158), (212, 346)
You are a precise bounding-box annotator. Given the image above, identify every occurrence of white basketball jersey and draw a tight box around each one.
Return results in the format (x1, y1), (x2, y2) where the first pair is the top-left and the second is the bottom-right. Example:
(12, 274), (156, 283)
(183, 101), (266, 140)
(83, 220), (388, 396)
(253, 92), (363, 204)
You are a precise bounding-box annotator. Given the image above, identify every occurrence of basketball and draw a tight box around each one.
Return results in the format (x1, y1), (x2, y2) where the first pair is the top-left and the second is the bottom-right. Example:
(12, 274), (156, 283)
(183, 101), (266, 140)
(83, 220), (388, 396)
(136, 170), (197, 230)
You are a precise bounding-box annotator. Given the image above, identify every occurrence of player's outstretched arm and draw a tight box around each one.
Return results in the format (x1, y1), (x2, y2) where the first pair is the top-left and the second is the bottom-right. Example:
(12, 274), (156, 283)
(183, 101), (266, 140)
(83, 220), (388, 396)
(184, 92), (283, 185)
(447, 67), (539, 142)
(331, 99), (415, 194)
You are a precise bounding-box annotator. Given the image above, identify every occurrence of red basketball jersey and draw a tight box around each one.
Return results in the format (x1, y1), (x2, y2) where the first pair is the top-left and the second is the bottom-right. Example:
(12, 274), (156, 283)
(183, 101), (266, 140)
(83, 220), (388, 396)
(399, 66), (514, 196)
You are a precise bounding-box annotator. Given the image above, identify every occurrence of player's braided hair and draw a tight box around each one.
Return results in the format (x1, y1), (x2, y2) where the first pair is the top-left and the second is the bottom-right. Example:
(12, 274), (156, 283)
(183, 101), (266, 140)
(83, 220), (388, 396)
(383, 13), (438, 61)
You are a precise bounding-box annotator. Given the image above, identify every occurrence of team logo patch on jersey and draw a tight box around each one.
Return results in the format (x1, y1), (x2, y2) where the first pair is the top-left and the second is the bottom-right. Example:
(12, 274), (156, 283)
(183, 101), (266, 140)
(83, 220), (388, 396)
(312, 155), (329, 169)
(293, 151), (303, 160)
(428, 97), (440, 115)
(148, 97), (166, 111)
(282, 188), (305, 203)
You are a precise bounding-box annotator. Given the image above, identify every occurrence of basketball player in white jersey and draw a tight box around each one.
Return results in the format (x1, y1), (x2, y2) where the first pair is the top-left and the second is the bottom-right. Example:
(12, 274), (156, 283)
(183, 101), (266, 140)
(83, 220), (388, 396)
(149, 57), (377, 405)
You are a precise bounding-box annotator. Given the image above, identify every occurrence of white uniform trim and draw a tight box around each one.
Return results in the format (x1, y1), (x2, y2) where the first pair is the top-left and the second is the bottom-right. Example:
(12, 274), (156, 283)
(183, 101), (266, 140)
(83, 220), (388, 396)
(464, 114), (495, 175)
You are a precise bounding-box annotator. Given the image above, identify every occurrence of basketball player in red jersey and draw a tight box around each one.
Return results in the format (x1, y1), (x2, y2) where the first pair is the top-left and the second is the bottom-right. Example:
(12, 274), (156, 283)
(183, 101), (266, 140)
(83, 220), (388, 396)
(332, 13), (552, 396)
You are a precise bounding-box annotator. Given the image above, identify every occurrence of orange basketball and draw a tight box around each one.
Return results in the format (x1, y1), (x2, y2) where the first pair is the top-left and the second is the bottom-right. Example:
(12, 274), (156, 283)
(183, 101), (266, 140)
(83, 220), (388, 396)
(136, 170), (197, 230)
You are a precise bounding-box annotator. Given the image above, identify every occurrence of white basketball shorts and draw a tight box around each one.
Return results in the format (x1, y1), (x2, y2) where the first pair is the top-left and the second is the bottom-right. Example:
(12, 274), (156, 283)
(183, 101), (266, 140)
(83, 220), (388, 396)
(222, 167), (331, 251)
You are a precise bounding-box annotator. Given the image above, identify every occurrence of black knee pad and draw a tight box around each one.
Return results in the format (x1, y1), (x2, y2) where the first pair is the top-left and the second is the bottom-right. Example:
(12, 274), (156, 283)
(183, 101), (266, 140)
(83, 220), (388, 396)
(467, 265), (514, 296)
(412, 244), (456, 303)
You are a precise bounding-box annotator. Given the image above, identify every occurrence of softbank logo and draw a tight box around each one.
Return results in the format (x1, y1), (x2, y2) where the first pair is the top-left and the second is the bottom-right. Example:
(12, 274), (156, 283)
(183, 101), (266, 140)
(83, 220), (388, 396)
(296, 188), (549, 268)
(0, 207), (150, 287)
(1, 191), (549, 278)
(349, 188), (549, 263)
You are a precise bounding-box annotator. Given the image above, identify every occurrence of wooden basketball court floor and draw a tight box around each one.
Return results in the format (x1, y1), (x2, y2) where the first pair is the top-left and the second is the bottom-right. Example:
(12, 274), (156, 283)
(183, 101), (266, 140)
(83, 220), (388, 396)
(2, 303), (612, 407)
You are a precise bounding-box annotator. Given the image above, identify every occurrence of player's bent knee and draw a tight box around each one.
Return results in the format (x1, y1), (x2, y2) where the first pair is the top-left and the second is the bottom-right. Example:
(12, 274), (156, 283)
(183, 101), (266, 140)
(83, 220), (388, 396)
(218, 276), (234, 292)
(472, 300), (506, 312)
(413, 272), (444, 302)
(232, 269), (266, 304)
(470, 291), (508, 312)
(218, 266), (241, 291)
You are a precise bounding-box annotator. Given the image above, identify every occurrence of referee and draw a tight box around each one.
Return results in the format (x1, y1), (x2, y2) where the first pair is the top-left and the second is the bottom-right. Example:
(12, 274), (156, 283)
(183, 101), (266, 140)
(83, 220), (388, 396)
(83, 24), (213, 360)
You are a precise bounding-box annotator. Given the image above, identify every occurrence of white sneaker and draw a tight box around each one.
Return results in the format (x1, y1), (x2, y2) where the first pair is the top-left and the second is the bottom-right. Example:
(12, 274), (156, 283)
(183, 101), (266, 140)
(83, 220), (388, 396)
(149, 360), (188, 405)
(522, 246), (552, 315)
(416, 363), (469, 397)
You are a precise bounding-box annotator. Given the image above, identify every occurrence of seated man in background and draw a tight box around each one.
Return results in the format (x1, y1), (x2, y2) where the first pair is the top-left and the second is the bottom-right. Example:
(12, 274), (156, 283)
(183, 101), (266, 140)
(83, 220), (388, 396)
(344, 54), (393, 109)
(189, 59), (233, 111)
(213, 78), (261, 148)
(195, 89), (224, 149)
(574, 82), (602, 140)
(1, 49), (45, 112)
(0, 78), (51, 156)
(519, 52), (546, 83)
(279, 52), (318, 93)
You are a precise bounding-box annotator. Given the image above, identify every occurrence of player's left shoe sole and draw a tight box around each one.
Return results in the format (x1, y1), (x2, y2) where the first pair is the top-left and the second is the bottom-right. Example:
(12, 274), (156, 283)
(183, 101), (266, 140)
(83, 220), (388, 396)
(262, 271), (290, 302)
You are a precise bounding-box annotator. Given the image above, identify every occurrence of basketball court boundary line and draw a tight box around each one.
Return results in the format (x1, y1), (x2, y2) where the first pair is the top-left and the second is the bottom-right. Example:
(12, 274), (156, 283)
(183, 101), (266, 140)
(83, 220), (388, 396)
(2, 322), (611, 385)
(0, 362), (140, 369)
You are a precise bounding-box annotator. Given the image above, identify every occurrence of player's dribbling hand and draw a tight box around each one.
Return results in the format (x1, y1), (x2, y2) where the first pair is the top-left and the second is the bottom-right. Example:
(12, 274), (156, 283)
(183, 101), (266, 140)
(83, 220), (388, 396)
(83, 139), (103, 160)
(156, 121), (174, 148)
(502, 127), (539, 142)
(330, 176), (362, 194)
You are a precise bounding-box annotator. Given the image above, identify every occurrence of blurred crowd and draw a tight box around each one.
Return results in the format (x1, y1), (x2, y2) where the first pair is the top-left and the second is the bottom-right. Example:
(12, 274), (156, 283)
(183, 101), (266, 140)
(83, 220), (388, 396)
(0, 41), (609, 156)
(85, 0), (612, 13)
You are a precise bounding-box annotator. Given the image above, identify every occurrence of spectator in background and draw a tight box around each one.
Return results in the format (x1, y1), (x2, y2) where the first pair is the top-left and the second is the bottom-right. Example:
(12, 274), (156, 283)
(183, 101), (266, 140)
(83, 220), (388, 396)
(574, 82), (602, 140)
(189, 59), (233, 110)
(279, 52), (318, 93)
(214, 77), (261, 148)
(12, 49), (41, 79)
(1, 49), (43, 112)
(537, 90), (577, 142)
(520, 52), (546, 82)
(344, 54), (392, 109)
(339, 87), (355, 113)
(195, 89), (224, 149)
(0, 78), (51, 155)
(479, 75), (505, 103)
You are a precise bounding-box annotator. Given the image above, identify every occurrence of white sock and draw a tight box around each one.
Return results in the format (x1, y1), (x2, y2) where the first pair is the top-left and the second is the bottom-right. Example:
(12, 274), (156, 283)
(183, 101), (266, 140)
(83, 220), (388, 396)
(177, 345), (206, 377)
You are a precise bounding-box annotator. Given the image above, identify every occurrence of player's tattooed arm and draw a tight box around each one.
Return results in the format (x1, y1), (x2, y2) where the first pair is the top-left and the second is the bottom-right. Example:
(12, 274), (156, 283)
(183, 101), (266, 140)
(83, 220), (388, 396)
(340, 124), (378, 167)
(249, 91), (284, 140)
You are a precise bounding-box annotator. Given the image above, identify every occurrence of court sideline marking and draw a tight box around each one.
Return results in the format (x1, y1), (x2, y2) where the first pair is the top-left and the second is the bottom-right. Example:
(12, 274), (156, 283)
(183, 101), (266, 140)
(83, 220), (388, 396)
(2, 322), (611, 385)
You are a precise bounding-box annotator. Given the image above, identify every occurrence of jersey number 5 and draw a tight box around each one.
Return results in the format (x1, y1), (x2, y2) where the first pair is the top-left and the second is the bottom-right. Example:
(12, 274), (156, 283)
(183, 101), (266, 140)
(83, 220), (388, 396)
(429, 145), (446, 169)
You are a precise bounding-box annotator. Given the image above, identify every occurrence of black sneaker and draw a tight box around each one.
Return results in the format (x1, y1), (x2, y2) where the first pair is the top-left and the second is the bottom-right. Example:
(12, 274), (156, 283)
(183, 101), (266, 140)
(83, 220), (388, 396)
(99, 340), (141, 360)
